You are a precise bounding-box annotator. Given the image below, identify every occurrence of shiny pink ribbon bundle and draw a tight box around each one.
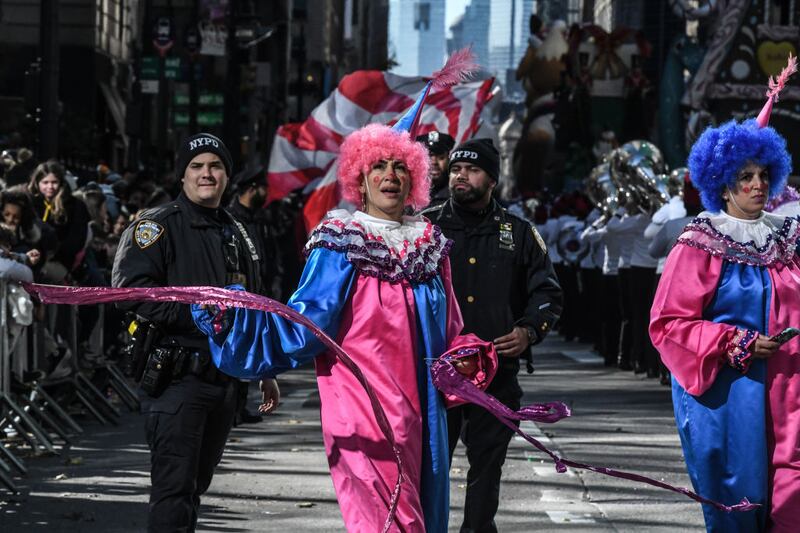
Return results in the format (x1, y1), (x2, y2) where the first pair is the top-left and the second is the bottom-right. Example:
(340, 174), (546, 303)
(430, 359), (758, 513)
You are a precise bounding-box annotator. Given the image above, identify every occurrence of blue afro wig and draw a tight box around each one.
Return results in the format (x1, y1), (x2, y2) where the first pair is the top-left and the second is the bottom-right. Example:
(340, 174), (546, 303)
(687, 119), (791, 212)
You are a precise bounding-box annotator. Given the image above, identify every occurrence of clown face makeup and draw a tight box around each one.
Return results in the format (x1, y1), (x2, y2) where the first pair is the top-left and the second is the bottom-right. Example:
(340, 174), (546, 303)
(724, 162), (770, 220)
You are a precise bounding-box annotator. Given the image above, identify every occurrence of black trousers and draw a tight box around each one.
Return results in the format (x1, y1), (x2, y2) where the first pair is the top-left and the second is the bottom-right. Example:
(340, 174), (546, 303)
(617, 268), (634, 367)
(579, 267), (603, 347)
(600, 274), (621, 365)
(630, 266), (657, 373)
(448, 367), (522, 533)
(553, 263), (579, 340)
(142, 374), (236, 533)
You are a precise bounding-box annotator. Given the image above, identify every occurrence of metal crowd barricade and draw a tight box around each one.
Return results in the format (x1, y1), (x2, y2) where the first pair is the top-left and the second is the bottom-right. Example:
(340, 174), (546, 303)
(0, 281), (140, 494)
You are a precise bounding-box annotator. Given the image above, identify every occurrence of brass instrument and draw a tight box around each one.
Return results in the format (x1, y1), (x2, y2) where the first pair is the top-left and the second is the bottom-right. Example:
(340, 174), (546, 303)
(589, 140), (669, 216)
(585, 162), (620, 216)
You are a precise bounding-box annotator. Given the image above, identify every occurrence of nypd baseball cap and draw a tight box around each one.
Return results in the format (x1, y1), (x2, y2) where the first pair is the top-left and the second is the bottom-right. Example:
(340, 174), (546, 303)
(175, 133), (233, 179)
(449, 138), (500, 182)
(415, 131), (455, 156)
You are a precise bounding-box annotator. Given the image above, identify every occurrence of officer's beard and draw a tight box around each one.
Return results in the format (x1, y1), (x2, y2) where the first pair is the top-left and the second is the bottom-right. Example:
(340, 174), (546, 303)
(451, 181), (491, 207)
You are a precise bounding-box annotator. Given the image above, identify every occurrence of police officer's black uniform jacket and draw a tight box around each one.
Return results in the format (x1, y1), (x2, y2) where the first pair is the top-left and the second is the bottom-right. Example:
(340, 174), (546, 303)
(423, 199), (562, 365)
(111, 191), (262, 353)
(227, 198), (282, 299)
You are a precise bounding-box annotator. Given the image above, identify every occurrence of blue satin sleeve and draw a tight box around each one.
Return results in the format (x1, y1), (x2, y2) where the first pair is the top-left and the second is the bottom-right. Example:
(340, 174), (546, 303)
(192, 248), (356, 379)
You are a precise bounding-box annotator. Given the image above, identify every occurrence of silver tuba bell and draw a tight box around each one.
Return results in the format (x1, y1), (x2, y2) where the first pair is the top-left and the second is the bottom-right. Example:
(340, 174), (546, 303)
(585, 162), (620, 216)
(607, 140), (668, 212)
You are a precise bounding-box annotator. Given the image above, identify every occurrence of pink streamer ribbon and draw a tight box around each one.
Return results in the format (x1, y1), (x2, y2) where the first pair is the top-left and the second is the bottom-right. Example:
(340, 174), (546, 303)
(431, 360), (758, 513)
(23, 283), (403, 533)
(23, 283), (759, 519)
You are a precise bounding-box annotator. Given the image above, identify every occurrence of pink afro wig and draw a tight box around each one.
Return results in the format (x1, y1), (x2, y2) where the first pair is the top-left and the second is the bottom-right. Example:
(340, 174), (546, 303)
(337, 123), (431, 210)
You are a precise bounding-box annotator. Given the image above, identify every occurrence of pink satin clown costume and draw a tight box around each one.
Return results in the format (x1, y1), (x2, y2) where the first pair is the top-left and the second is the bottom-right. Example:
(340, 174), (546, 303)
(311, 212), (488, 531)
(650, 216), (800, 532)
(193, 208), (493, 532)
(192, 113), (494, 532)
(650, 55), (800, 533)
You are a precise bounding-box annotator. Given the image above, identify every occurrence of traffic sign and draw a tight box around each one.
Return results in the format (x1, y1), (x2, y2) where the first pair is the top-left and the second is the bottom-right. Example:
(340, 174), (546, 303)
(164, 57), (180, 79)
(140, 56), (181, 80)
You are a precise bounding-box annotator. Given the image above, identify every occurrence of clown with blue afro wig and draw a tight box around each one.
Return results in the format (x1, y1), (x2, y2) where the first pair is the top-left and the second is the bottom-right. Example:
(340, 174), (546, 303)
(688, 119), (791, 213)
(651, 53), (800, 533)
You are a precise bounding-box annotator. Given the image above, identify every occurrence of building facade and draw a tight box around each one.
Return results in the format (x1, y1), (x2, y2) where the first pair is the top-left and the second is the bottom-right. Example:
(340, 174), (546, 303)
(0, 0), (144, 169)
(388, 0), (446, 76)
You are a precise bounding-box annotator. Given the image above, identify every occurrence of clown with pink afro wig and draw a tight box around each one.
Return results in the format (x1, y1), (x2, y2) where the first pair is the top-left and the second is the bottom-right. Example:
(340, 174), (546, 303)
(337, 123), (431, 211)
(191, 48), (493, 532)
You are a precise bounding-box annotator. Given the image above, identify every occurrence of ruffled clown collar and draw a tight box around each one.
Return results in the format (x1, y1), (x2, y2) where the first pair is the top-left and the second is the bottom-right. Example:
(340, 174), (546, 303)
(677, 210), (800, 266)
(305, 209), (452, 283)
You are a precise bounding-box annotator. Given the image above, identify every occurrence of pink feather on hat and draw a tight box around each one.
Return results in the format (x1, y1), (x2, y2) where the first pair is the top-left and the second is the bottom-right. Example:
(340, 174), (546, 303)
(757, 53), (798, 128)
(430, 46), (480, 89)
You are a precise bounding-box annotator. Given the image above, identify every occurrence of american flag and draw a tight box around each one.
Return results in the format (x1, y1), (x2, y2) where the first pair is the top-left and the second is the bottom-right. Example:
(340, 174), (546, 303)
(266, 70), (500, 233)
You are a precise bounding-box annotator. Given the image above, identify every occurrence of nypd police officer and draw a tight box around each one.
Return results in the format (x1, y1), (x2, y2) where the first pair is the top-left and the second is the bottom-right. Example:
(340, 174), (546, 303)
(416, 130), (455, 207)
(111, 133), (280, 532)
(423, 138), (562, 533)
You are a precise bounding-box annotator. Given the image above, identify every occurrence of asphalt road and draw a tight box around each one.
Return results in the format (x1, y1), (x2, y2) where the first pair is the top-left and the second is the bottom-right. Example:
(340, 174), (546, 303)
(0, 336), (707, 532)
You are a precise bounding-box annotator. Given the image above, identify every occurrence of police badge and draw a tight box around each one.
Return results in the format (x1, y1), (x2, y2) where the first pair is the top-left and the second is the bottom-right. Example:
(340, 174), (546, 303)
(135, 220), (164, 249)
(499, 222), (514, 251)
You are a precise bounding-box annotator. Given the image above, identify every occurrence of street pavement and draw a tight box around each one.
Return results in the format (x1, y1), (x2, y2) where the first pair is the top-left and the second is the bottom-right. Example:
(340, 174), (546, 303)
(1, 336), (707, 532)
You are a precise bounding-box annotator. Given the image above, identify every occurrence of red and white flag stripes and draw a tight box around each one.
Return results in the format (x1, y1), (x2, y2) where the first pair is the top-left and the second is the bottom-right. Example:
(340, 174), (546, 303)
(266, 70), (500, 233)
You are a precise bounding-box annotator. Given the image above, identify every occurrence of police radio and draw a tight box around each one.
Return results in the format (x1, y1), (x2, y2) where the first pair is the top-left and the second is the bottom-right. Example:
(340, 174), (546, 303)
(121, 316), (162, 382)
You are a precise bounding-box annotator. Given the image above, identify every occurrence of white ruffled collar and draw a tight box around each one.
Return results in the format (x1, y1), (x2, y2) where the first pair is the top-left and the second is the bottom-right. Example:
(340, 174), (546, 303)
(305, 209), (452, 283)
(701, 210), (785, 247)
(677, 210), (800, 266)
(351, 210), (432, 249)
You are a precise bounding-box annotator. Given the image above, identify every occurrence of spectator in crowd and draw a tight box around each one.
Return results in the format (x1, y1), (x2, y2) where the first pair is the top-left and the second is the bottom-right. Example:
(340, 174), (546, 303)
(0, 222), (38, 386)
(4, 147), (37, 187)
(1, 150), (16, 184)
(27, 160), (91, 284)
(127, 181), (156, 218)
(145, 187), (173, 209)
(0, 224), (33, 283)
(112, 204), (132, 237)
(1, 186), (53, 273)
(111, 180), (130, 209)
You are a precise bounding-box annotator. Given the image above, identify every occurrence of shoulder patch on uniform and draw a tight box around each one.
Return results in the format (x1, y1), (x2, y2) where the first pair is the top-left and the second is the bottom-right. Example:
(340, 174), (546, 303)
(134, 220), (164, 249)
(137, 203), (181, 222)
(532, 227), (547, 254)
